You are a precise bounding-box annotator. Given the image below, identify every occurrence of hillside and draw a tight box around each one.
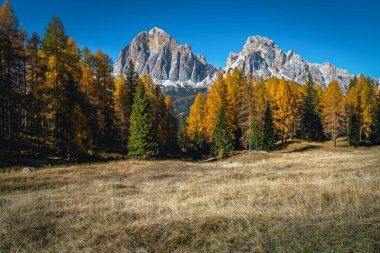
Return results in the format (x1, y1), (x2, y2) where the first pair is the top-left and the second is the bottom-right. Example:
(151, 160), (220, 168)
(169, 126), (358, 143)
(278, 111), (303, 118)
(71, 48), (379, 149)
(1, 140), (379, 252)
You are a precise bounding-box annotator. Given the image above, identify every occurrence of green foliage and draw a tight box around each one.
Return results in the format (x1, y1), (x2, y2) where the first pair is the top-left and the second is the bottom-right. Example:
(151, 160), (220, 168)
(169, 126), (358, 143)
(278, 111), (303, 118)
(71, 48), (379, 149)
(191, 130), (208, 159)
(347, 112), (360, 146)
(262, 101), (275, 150)
(127, 82), (159, 159)
(211, 107), (234, 158)
(249, 122), (263, 151)
(300, 72), (324, 141)
(177, 114), (187, 153)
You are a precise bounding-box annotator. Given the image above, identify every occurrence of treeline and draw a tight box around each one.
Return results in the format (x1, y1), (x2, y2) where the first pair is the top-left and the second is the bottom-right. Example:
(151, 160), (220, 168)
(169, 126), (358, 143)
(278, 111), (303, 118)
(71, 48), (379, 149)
(1, 1), (379, 160)
(183, 70), (380, 158)
(0, 1), (176, 158)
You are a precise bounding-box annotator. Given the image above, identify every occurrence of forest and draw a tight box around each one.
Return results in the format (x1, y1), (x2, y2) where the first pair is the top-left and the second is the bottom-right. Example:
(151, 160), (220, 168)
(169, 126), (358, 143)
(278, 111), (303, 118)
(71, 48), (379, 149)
(1, 0), (380, 163)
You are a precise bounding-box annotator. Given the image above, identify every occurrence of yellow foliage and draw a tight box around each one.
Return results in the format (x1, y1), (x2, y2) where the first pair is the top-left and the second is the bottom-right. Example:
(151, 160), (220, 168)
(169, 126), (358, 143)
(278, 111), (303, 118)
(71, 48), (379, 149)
(273, 78), (294, 142)
(187, 93), (207, 142)
(321, 80), (345, 145)
(204, 72), (235, 141)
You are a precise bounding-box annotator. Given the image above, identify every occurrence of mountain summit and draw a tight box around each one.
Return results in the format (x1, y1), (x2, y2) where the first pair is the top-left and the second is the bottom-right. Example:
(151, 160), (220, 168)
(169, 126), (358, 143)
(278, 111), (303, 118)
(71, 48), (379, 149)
(225, 35), (355, 91)
(114, 27), (217, 89)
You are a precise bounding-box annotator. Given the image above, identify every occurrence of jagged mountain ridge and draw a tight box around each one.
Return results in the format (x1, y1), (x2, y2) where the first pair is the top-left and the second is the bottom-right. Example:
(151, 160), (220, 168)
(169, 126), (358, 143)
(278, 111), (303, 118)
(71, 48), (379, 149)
(225, 35), (365, 92)
(114, 28), (378, 94)
(114, 27), (217, 89)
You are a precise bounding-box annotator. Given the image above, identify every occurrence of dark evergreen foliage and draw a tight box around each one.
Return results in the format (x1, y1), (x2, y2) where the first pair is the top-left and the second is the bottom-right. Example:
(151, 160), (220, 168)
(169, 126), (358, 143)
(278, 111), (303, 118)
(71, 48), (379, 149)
(262, 101), (275, 150)
(127, 82), (159, 159)
(211, 107), (234, 157)
(300, 72), (324, 141)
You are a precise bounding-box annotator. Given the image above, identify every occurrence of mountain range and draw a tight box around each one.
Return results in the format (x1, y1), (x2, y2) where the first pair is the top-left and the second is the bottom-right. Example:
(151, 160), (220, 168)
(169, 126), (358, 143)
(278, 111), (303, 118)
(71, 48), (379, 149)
(114, 27), (379, 97)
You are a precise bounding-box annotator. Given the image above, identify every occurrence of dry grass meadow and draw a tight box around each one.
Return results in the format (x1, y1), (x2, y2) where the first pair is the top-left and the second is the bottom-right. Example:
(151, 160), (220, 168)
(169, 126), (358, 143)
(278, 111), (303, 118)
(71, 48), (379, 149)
(0, 139), (379, 252)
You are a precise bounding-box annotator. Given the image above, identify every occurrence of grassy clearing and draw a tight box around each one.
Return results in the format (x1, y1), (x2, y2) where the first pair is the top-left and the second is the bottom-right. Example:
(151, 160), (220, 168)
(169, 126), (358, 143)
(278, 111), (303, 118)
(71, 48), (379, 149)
(0, 140), (379, 252)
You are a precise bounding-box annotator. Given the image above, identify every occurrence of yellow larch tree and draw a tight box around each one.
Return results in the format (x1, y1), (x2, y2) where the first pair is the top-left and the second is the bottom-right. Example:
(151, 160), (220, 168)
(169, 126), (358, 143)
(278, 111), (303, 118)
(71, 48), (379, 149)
(205, 71), (235, 141)
(273, 78), (294, 142)
(321, 80), (345, 147)
(114, 73), (128, 154)
(186, 93), (207, 142)
(289, 80), (302, 139)
(359, 80), (377, 141)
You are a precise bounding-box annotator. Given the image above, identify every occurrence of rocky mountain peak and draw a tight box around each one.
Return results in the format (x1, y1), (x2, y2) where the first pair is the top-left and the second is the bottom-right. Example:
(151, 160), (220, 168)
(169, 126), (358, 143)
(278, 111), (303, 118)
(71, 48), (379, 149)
(226, 35), (356, 92)
(114, 28), (217, 88)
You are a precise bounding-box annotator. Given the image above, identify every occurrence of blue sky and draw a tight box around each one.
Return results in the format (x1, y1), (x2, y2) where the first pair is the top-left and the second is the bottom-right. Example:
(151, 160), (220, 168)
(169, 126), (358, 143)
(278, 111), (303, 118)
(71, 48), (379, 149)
(8, 0), (380, 77)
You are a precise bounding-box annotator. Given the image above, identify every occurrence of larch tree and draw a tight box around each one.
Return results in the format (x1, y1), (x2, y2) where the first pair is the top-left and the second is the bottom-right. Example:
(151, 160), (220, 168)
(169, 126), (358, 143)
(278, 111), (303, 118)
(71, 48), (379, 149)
(92, 50), (115, 147)
(273, 78), (293, 143)
(321, 80), (345, 147)
(40, 17), (70, 153)
(289, 80), (302, 139)
(0, 0), (20, 151)
(205, 71), (235, 141)
(186, 92), (207, 154)
(359, 80), (377, 143)
(114, 73), (128, 155)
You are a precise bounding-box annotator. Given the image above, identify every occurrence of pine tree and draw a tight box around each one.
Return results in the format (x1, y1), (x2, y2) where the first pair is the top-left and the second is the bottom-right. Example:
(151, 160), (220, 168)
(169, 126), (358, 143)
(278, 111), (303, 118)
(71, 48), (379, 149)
(177, 114), (187, 153)
(124, 60), (139, 138)
(262, 101), (275, 150)
(211, 107), (234, 158)
(127, 81), (158, 159)
(162, 96), (178, 152)
(249, 121), (263, 151)
(347, 111), (360, 146)
(141, 74), (167, 153)
(300, 72), (324, 141)
(345, 84), (361, 146)
(192, 130), (207, 159)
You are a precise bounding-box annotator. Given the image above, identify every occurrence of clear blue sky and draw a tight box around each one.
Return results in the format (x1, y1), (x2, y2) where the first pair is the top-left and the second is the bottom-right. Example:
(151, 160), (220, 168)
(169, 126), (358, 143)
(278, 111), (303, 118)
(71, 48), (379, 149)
(8, 0), (380, 78)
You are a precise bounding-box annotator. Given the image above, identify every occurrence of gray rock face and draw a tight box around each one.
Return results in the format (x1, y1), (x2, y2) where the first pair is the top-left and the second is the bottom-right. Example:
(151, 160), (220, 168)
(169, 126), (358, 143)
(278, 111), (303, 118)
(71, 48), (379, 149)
(225, 35), (360, 92)
(114, 27), (217, 88)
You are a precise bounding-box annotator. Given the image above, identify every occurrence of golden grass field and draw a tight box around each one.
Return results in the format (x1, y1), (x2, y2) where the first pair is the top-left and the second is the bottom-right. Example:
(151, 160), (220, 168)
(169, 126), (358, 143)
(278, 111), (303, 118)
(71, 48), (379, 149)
(0, 139), (379, 252)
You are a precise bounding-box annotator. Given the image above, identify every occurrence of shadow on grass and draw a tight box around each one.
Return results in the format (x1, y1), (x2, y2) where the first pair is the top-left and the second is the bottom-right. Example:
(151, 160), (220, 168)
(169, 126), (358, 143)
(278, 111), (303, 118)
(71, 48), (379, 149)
(0, 151), (123, 170)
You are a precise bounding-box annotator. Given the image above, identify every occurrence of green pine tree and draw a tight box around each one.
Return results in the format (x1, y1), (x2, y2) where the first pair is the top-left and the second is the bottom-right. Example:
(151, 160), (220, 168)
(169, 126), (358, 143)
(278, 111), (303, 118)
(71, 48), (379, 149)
(300, 72), (324, 141)
(177, 114), (187, 153)
(127, 81), (159, 159)
(212, 107), (234, 158)
(249, 121), (263, 151)
(347, 111), (360, 146)
(262, 101), (275, 150)
(192, 130), (207, 159)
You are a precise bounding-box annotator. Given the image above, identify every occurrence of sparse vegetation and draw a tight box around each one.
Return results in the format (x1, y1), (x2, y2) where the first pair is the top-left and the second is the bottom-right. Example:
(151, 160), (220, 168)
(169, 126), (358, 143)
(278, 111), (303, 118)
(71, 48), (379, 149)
(1, 139), (379, 252)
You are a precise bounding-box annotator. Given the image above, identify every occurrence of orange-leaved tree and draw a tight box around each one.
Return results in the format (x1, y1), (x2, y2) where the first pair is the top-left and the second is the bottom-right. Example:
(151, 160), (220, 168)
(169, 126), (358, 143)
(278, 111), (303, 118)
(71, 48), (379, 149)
(321, 80), (345, 147)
